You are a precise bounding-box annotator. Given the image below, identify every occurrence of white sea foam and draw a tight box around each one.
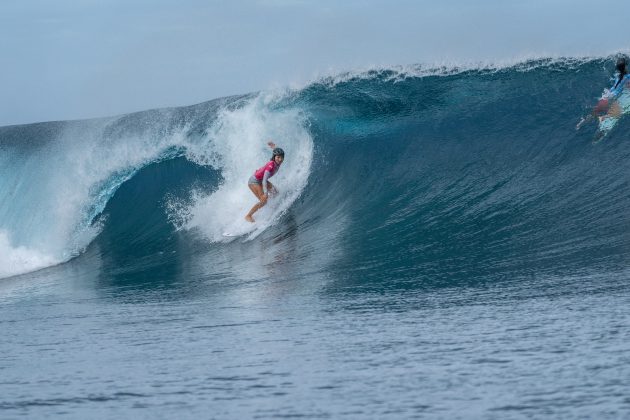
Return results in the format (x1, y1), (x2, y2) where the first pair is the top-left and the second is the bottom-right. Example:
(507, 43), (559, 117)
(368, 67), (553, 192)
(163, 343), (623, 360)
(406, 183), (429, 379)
(0, 230), (58, 278)
(0, 109), (193, 279)
(0, 89), (312, 279)
(178, 92), (313, 242)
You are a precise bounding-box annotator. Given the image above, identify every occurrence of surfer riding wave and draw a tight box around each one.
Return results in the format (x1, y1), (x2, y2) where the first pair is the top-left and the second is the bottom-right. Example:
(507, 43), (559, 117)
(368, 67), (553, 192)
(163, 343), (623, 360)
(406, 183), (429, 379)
(245, 141), (284, 223)
(577, 57), (630, 131)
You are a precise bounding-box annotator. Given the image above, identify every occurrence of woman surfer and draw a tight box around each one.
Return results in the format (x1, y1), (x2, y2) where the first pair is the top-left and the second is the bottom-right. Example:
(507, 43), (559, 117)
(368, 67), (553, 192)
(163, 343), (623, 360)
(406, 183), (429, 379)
(245, 141), (284, 223)
(577, 57), (630, 129)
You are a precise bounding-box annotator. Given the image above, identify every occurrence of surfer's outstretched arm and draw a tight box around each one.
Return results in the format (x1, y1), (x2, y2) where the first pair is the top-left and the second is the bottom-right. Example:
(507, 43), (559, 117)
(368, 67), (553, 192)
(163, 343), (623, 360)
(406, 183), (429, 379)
(576, 114), (593, 130)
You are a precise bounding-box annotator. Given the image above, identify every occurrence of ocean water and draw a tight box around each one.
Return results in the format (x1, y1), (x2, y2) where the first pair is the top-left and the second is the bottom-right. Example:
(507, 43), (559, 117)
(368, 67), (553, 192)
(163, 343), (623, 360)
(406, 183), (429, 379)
(1, 57), (630, 419)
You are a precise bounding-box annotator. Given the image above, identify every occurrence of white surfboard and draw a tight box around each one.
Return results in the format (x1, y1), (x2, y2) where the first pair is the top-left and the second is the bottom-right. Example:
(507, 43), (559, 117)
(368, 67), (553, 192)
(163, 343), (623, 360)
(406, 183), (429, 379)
(221, 194), (284, 240)
(222, 221), (256, 238)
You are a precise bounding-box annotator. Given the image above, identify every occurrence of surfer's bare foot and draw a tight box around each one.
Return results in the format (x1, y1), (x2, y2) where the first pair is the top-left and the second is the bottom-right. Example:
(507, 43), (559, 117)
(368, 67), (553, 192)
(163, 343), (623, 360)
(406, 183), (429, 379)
(245, 215), (255, 223)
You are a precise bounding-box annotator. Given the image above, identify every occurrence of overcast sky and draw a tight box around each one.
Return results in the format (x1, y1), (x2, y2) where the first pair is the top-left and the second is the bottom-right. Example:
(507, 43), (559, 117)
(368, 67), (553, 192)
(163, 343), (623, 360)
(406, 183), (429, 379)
(1, 0), (629, 126)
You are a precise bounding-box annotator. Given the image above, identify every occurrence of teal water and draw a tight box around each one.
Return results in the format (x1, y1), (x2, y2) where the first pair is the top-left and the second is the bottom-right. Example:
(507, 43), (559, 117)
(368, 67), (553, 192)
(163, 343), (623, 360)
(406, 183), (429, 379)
(2, 261), (629, 418)
(1, 58), (630, 418)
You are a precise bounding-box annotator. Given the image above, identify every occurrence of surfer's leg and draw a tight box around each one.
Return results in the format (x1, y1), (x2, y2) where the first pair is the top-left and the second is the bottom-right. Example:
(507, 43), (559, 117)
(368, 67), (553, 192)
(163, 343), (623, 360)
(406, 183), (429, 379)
(246, 183), (266, 222)
(593, 99), (610, 116)
(609, 101), (622, 117)
(248, 183), (263, 198)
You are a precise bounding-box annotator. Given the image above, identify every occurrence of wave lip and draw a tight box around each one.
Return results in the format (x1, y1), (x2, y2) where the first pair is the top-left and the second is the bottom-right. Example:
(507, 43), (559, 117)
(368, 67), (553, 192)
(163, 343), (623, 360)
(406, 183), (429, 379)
(296, 55), (605, 91)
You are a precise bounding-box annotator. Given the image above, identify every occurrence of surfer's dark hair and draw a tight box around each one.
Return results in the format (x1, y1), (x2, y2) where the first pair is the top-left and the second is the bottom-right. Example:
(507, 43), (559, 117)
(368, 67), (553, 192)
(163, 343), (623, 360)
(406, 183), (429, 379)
(270, 147), (284, 161)
(614, 57), (627, 89)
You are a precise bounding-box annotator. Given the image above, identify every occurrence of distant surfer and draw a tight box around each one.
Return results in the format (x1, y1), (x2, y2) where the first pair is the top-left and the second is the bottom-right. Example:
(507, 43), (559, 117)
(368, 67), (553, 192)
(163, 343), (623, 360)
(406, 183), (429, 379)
(613, 57), (629, 92)
(577, 57), (630, 130)
(245, 141), (284, 223)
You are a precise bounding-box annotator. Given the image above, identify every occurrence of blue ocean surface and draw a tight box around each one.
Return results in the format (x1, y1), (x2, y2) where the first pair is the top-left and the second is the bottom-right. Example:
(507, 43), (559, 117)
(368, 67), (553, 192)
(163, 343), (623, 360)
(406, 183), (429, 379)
(1, 58), (630, 418)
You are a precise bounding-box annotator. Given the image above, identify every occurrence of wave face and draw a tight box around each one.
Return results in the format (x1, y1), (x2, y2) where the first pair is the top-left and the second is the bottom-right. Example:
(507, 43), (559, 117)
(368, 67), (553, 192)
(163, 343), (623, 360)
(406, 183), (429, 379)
(1, 57), (630, 282)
